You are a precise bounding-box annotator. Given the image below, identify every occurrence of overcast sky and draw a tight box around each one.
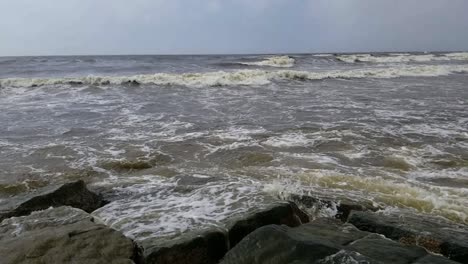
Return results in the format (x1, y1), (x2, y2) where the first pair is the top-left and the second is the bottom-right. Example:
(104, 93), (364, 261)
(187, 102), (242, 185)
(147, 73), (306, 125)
(1, 0), (467, 56)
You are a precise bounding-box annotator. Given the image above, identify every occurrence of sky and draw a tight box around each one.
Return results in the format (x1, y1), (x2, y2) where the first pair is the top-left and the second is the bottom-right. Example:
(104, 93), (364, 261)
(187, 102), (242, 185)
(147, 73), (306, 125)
(1, 0), (468, 56)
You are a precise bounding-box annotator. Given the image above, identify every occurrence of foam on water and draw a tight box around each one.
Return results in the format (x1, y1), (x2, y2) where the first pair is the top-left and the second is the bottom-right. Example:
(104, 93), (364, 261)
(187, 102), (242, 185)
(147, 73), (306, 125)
(286, 171), (468, 224)
(241, 56), (295, 67)
(212, 126), (267, 141)
(336, 52), (468, 63)
(262, 132), (317, 148)
(92, 176), (282, 243)
(1, 64), (467, 89)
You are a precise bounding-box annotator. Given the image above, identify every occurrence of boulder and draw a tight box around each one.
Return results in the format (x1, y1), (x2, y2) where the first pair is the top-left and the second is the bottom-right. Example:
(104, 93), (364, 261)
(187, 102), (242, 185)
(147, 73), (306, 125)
(142, 230), (228, 264)
(228, 202), (309, 247)
(348, 210), (468, 263)
(0, 180), (105, 221)
(347, 234), (427, 264)
(92, 177), (310, 264)
(413, 255), (464, 264)
(0, 206), (140, 264)
(221, 218), (458, 264)
(138, 202), (308, 264)
(289, 194), (380, 221)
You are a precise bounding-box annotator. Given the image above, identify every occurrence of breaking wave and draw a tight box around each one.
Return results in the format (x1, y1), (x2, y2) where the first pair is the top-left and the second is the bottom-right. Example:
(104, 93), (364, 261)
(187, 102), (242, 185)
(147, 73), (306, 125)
(337, 52), (468, 63)
(1, 64), (467, 88)
(240, 56), (295, 67)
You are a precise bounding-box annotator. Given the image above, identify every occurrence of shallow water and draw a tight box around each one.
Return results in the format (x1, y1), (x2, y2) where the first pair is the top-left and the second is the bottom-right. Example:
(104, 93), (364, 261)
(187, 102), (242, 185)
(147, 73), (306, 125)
(1, 53), (467, 239)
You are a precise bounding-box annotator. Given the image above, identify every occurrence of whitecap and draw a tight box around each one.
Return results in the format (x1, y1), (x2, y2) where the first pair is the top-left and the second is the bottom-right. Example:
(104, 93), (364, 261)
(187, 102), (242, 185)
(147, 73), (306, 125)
(1, 64), (467, 89)
(240, 56), (295, 68)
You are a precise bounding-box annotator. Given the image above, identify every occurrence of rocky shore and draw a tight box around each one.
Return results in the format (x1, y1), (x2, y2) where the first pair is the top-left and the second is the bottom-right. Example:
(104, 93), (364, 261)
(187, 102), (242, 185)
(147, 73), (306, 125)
(0, 180), (466, 264)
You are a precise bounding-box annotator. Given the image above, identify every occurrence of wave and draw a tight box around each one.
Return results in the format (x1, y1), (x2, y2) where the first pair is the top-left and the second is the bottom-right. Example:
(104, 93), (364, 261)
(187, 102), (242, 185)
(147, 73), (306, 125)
(240, 56), (295, 68)
(337, 52), (468, 63)
(1, 64), (467, 88)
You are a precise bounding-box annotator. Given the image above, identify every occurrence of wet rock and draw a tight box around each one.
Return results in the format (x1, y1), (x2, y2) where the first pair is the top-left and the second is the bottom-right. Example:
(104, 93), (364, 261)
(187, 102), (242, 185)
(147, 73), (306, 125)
(222, 224), (340, 264)
(228, 202), (309, 247)
(314, 250), (377, 264)
(413, 254), (461, 264)
(0, 206), (140, 264)
(347, 234), (427, 264)
(221, 218), (456, 264)
(348, 210), (468, 263)
(222, 218), (365, 264)
(143, 230), (228, 264)
(290, 194), (380, 221)
(0, 180), (105, 221)
(132, 202), (307, 264)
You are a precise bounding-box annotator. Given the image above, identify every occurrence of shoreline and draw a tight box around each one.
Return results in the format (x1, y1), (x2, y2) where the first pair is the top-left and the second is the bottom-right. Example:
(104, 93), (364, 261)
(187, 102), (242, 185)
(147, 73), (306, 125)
(1, 180), (466, 264)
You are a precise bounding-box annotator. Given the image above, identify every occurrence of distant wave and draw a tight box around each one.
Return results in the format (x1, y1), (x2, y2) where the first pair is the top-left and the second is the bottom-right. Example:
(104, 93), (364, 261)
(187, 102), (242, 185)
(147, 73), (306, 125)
(1, 64), (467, 88)
(337, 52), (468, 63)
(240, 56), (295, 68)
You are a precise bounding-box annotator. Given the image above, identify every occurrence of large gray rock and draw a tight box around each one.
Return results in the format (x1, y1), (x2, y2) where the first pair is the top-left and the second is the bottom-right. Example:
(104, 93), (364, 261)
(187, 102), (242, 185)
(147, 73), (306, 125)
(92, 178), (309, 264)
(228, 202), (309, 247)
(221, 218), (459, 264)
(348, 210), (468, 263)
(139, 202), (308, 264)
(142, 229), (228, 264)
(347, 234), (427, 264)
(0, 206), (140, 264)
(0, 180), (105, 221)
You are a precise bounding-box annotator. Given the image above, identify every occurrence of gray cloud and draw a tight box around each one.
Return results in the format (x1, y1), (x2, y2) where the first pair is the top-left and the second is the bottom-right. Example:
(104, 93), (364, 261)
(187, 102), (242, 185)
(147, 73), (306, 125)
(0, 0), (467, 55)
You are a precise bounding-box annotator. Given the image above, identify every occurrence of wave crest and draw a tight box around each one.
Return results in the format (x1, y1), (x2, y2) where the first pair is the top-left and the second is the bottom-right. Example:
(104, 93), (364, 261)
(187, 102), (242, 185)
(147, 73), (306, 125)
(337, 52), (468, 63)
(241, 56), (295, 67)
(1, 65), (467, 88)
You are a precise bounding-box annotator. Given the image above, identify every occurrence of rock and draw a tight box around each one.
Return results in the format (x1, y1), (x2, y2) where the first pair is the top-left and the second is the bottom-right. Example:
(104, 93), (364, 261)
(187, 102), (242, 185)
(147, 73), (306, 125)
(413, 254), (461, 264)
(347, 234), (427, 264)
(289, 194), (379, 221)
(143, 230), (228, 264)
(0, 180), (105, 221)
(136, 202), (308, 264)
(0, 206), (140, 264)
(314, 250), (378, 264)
(347, 210), (468, 263)
(221, 224), (340, 264)
(228, 202), (309, 247)
(221, 218), (458, 264)
(92, 177), (310, 264)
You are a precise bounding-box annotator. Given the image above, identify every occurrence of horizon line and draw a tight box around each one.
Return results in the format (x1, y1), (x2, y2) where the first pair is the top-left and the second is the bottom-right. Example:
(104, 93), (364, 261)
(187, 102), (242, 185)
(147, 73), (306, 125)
(0, 50), (466, 58)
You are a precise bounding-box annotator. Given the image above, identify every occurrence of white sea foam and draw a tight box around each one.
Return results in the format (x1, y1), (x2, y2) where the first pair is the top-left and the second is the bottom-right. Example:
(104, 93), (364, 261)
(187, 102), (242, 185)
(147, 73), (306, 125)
(444, 52), (468, 60)
(92, 177), (282, 243)
(263, 132), (317, 148)
(241, 56), (295, 67)
(1, 64), (467, 88)
(212, 126), (267, 141)
(292, 171), (468, 223)
(337, 52), (468, 63)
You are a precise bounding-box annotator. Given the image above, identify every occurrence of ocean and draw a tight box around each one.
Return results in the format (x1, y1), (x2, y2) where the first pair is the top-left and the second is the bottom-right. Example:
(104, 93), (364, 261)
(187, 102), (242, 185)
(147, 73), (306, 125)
(0, 52), (467, 241)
